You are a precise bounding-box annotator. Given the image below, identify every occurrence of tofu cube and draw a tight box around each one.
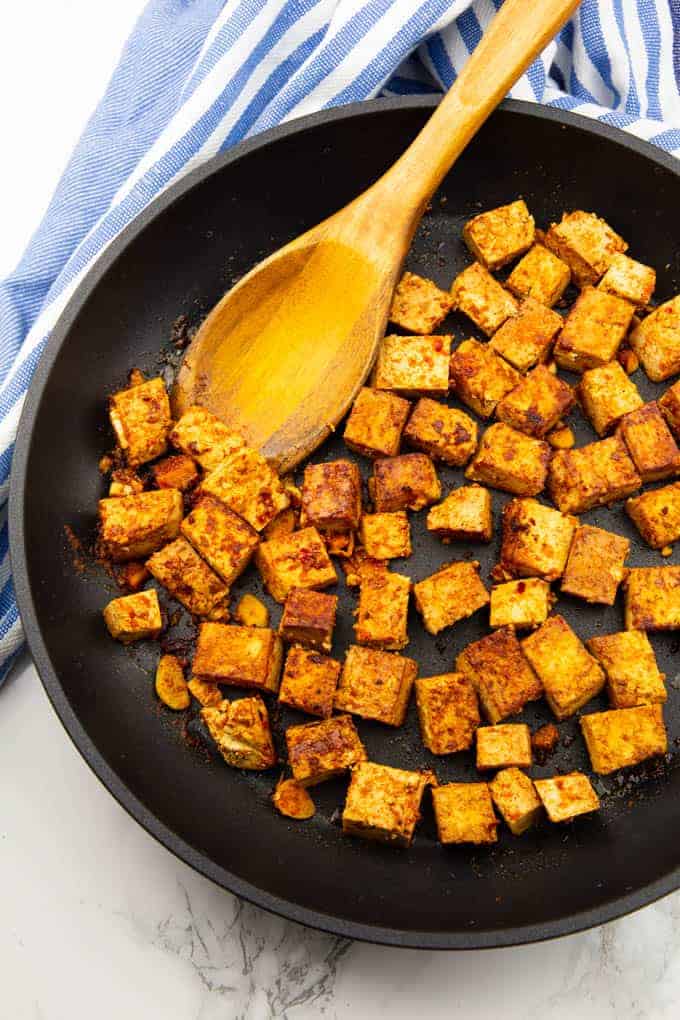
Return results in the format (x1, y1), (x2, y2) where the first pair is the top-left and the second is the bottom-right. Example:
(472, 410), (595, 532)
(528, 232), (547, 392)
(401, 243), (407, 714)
(369, 453), (441, 512)
(449, 339), (521, 418)
(544, 210), (627, 287)
(580, 705), (667, 774)
(489, 768), (542, 835)
(521, 615), (605, 720)
(278, 588), (337, 652)
(489, 578), (552, 630)
(201, 696), (276, 770)
(389, 270), (452, 334)
(200, 446), (289, 532)
(278, 645), (341, 718)
(476, 724), (532, 771)
(152, 454), (199, 492)
(598, 253), (655, 306)
(451, 262), (519, 336)
(498, 498), (577, 581)
(403, 398), (477, 466)
(373, 334), (451, 396)
(426, 484), (493, 543)
(617, 402), (680, 482)
(495, 365), (575, 438)
(432, 783), (498, 845)
(554, 287), (634, 372)
(578, 361), (643, 436)
(414, 560), (489, 635)
(624, 566), (680, 631)
(415, 672), (480, 754)
(146, 537), (229, 617)
(506, 244), (571, 307)
(629, 295), (680, 382)
(462, 199), (535, 270)
(359, 511), (411, 560)
(98, 489), (183, 562)
(342, 762), (431, 847)
(465, 423), (550, 496)
(343, 387), (411, 459)
(547, 437), (641, 514)
(192, 622), (283, 692)
(355, 568), (411, 650)
(490, 297), (564, 374)
(561, 524), (629, 605)
(169, 405), (244, 471)
(109, 377), (171, 467)
(534, 772), (600, 822)
(334, 644), (417, 726)
(586, 630), (666, 709)
(103, 589), (162, 643)
(626, 482), (680, 549)
(108, 469), (144, 498)
(286, 715), (366, 786)
(456, 627), (542, 723)
(301, 459), (361, 533)
(255, 526), (337, 603)
(181, 496), (259, 585)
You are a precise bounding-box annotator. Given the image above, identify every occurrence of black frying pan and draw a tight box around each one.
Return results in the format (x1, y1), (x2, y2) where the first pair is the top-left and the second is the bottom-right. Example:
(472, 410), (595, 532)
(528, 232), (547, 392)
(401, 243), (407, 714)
(10, 98), (680, 950)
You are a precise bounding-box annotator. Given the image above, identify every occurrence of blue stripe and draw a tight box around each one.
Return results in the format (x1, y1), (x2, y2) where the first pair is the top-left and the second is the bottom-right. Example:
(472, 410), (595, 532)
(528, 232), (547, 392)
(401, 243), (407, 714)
(426, 33), (455, 89)
(638, 0), (662, 118)
(579, 0), (619, 106)
(613, 0), (640, 115)
(456, 8), (482, 53)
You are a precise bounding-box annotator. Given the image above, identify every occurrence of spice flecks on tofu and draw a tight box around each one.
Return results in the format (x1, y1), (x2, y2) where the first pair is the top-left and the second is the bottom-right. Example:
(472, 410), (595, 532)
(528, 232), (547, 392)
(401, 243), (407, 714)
(598, 253), (655, 306)
(388, 271), (452, 334)
(544, 210), (627, 287)
(369, 453), (441, 512)
(147, 536), (229, 617)
(554, 286), (634, 372)
(334, 644), (417, 726)
(278, 645), (341, 718)
(489, 768), (542, 835)
(202, 696), (276, 770)
(169, 404), (245, 471)
(181, 496), (259, 586)
(287, 715), (366, 786)
(414, 560), (489, 635)
(426, 484), (492, 543)
(495, 364), (575, 439)
(560, 524), (629, 606)
(403, 398), (477, 466)
(476, 723), (532, 771)
(301, 459), (362, 532)
(355, 568), (411, 650)
(343, 387), (411, 459)
(580, 705), (667, 774)
(629, 295), (680, 382)
(624, 566), (680, 631)
(617, 402), (680, 482)
(342, 762), (432, 847)
(359, 511), (411, 560)
(547, 436), (641, 514)
(451, 263), (519, 336)
(456, 626), (542, 723)
(489, 578), (552, 630)
(449, 338), (521, 418)
(498, 498), (577, 581)
(586, 630), (666, 709)
(415, 673), (480, 754)
(103, 589), (162, 643)
(192, 622), (283, 692)
(255, 526), (337, 603)
(505, 245), (571, 308)
(462, 199), (535, 271)
(201, 445), (289, 532)
(466, 423), (551, 497)
(578, 361), (643, 436)
(534, 772), (600, 822)
(373, 334), (451, 396)
(432, 782), (498, 845)
(278, 588), (337, 652)
(98, 489), (183, 562)
(626, 482), (680, 549)
(521, 615), (605, 720)
(109, 376), (171, 467)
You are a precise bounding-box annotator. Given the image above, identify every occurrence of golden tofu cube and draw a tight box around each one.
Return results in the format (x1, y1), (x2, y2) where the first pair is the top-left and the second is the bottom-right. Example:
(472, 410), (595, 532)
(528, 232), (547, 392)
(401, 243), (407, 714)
(426, 484), (492, 543)
(489, 578), (552, 630)
(287, 714), (366, 786)
(534, 772), (600, 822)
(103, 588), (162, 643)
(151, 454), (199, 492)
(598, 253), (655, 306)
(617, 401), (680, 482)
(355, 568), (411, 650)
(415, 672), (480, 754)
(146, 537), (229, 617)
(465, 423), (550, 496)
(629, 295), (680, 382)
(255, 526), (337, 603)
(98, 489), (183, 562)
(580, 705), (667, 774)
(578, 361), (643, 436)
(263, 507), (297, 542)
(359, 511), (411, 560)
(544, 210), (627, 287)
(462, 199), (535, 270)
(334, 644), (417, 726)
(109, 377), (171, 467)
(490, 297), (564, 374)
(554, 287), (634, 372)
(521, 615), (605, 720)
(369, 453), (440, 512)
(586, 630), (666, 709)
(108, 468), (144, 498)
(193, 622), (283, 692)
(343, 387), (411, 459)
(301, 459), (362, 532)
(342, 762), (432, 847)
(498, 498), (576, 581)
(169, 405), (245, 471)
(476, 724), (532, 771)
(403, 398), (477, 466)
(658, 378), (680, 441)
(506, 245), (571, 307)
(202, 696), (276, 770)
(547, 436), (641, 514)
(456, 626), (542, 723)
(278, 588), (337, 652)
(626, 482), (680, 549)
(489, 768), (542, 835)
(561, 524), (629, 605)
(624, 566), (680, 631)
(389, 270), (452, 334)
(449, 338), (521, 418)
(432, 782), (498, 845)
(495, 365), (575, 438)
(373, 334), (451, 396)
(451, 262), (519, 336)
(278, 645), (341, 718)
(188, 676), (223, 707)
(181, 496), (259, 585)
(414, 560), (489, 635)
(201, 446), (289, 532)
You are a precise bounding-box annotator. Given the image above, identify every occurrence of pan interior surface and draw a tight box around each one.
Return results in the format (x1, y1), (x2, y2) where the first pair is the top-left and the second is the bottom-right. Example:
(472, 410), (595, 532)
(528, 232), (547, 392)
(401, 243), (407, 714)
(12, 100), (680, 948)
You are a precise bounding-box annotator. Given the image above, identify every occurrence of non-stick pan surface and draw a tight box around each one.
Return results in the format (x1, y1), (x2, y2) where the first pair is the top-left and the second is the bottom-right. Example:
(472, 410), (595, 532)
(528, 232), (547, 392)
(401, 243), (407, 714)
(10, 99), (680, 949)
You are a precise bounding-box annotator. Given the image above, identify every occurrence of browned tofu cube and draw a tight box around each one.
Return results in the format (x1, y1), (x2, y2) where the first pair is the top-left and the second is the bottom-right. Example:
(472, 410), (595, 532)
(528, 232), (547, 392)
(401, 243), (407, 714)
(287, 715), (366, 786)
(432, 783), (498, 845)
(334, 644), (416, 726)
(109, 377), (171, 467)
(403, 398), (477, 466)
(629, 295), (680, 382)
(492, 304), (564, 381)
(561, 524), (629, 605)
(146, 537), (229, 617)
(456, 627), (542, 723)
(373, 334), (451, 396)
(554, 287), (634, 372)
(278, 645), (341, 718)
(463, 199), (535, 270)
(389, 270), (452, 334)
(587, 630), (666, 709)
(414, 560), (489, 635)
(108, 468), (144, 498)
(359, 512), (411, 560)
(426, 484), (492, 543)
(369, 453), (440, 512)
(465, 423), (550, 496)
(323, 530), (355, 559)
(489, 768), (542, 835)
(598, 253), (655, 306)
(200, 446), (289, 532)
(151, 454), (199, 491)
(521, 615), (605, 720)
(624, 566), (680, 631)
(202, 696), (276, 770)
(489, 578), (552, 630)
(534, 772), (600, 822)
(343, 387), (411, 459)
(342, 762), (431, 847)
(476, 723), (532, 771)
(192, 622), (283, 692)
(355, 568), (411, 650)
(103, 588), (162, 643)
(578, 361), (643, 436)
(544, 210), (627, 287)
(449, 339), (521, 418)
(415, 672), (480, 754)
(506, 245), (571, 307)
(617, 402), (680, 482)
(169, 405), (245, 471)
(547, 437), (641, 514)
(98, 489), (183, 562)
(255, 526), (337, 603)
(581, 705), (667, 774)
(495, 365), (575, 438)
(498, 498), (576, 581)
(451, 262), (519, 336)
(626, 482), (680, 549)
(181, 496), (259, 586)
(278, 588), (337, 652)
(301, 460), (361, 533)
(659, 379), (680, 440)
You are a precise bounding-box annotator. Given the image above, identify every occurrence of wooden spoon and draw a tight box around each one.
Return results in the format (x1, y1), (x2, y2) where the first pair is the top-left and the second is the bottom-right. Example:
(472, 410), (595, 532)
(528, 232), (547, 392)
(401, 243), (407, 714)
(174, 0), (580, 473)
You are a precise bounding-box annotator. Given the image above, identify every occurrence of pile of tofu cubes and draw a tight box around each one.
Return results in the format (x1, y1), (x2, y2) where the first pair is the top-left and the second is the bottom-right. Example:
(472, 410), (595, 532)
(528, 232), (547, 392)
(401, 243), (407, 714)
(98, 198), (680, 849)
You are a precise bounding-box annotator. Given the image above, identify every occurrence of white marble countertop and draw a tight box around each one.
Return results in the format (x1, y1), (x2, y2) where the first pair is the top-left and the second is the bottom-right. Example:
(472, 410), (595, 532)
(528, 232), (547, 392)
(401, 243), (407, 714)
(2, 4), (680, 1017)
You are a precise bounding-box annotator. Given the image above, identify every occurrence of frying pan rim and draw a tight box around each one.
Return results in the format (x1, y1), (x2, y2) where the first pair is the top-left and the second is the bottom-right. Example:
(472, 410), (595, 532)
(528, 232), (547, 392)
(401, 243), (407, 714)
(9, 96), (680, 950)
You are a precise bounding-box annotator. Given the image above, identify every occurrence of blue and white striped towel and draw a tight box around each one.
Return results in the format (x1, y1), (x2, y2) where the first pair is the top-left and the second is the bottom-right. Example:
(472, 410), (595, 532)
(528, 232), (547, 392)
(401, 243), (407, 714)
(1, 0), (678, 684)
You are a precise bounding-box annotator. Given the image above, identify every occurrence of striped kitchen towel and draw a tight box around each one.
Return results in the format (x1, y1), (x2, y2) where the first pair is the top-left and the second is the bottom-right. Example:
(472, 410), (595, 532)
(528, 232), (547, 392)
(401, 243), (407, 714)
(0, 0), (678, 683)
